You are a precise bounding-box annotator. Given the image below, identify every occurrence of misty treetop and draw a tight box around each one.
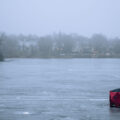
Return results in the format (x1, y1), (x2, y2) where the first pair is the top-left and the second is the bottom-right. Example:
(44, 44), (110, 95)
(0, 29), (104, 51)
(0, 32), (120, 59)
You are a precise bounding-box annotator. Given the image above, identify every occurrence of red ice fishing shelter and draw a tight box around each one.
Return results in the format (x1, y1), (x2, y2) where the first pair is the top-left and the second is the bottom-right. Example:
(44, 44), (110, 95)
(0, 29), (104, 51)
(110, 88), (120, 107)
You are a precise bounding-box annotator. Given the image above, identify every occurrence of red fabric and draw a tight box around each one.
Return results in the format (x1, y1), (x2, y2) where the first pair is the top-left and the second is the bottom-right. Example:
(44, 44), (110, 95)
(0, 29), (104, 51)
(110, 92), (120, 107)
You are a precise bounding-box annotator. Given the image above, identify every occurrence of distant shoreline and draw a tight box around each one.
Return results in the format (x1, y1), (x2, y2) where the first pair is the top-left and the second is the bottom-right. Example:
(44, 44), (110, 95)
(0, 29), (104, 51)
(4, 57), (120, 59)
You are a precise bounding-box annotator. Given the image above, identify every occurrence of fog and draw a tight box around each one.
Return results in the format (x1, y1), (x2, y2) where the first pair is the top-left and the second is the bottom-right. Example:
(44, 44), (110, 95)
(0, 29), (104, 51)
(0, 33), (120, 59)
(0, 1), (120, 120)
(0, 0), (120, 37)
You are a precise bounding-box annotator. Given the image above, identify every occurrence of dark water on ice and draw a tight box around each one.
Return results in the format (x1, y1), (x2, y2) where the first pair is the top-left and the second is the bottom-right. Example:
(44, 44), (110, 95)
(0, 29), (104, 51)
(0, 58), (120, 120)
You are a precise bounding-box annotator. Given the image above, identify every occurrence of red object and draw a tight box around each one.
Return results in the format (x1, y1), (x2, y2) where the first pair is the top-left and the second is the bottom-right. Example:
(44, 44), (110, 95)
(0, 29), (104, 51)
(110, 88), (120, 107)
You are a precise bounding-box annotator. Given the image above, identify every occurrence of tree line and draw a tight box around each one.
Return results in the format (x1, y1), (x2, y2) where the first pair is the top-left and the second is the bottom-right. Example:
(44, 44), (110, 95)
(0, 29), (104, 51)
(0, 32), (120, 60)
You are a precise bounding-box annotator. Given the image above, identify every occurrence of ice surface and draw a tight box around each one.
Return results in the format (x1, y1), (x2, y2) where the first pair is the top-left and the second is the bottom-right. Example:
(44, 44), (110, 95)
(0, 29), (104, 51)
(0, 59), (120, 120)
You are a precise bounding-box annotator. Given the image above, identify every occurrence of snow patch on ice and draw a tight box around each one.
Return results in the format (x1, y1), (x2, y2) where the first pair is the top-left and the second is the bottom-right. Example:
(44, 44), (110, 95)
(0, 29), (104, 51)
(23, 112), (30, 115)
(15, 111), (31, 115)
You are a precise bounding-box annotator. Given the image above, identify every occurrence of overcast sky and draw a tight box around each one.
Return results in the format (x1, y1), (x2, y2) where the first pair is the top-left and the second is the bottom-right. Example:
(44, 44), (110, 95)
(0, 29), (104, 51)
(0, 0), (120, 37)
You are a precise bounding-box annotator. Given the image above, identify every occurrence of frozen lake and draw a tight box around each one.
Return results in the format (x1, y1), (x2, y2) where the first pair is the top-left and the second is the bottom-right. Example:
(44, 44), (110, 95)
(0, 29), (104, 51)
(0, 58), (120, 120)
